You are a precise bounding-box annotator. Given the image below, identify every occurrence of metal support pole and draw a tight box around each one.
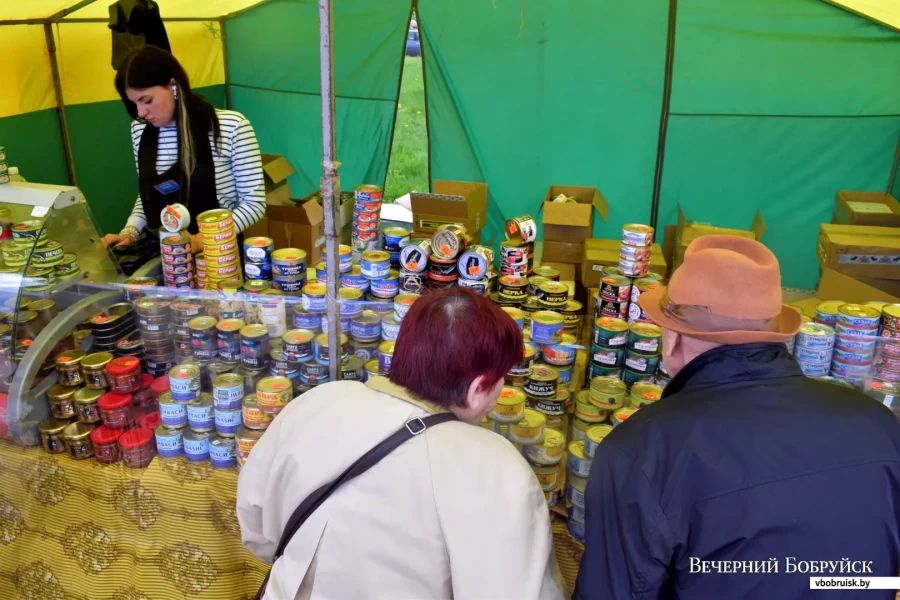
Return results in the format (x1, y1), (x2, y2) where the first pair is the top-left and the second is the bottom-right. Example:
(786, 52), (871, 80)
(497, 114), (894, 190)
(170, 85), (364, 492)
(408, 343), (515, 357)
(649, 0), (678, 231)
(319, 0), (342, 382)
(44, 23), (78, 187)
(887, 133), (900, 196)
(220, 20), (232, 110)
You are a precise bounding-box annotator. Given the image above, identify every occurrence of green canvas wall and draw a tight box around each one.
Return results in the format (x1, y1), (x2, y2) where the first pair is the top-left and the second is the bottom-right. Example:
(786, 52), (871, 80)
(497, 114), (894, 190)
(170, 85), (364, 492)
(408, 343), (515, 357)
(0, 109), (69, 187)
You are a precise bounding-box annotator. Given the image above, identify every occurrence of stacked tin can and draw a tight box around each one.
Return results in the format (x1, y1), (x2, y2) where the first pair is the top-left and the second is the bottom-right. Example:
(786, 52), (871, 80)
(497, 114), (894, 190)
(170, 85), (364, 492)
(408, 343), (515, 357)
(243, 236), (274, 282)
(382, 227), (410, 269)
(619, 224), (655, 278)
(427, 224), (469, 292)
(398, 239), (429, 294)
(271, 248), (307, 294)
(829, 304), (880, 387)
(794, 321), (836, 378)
(135, 297), (175, 376)
(167, 299), (204, 363)
(197, 209), (240, 290)
(500, 214), (537, 278)
(159, 233), (195, 289)
(352, 184), (383, 260)
(456, 244), (495, 295)
(874, 305), (900, 386)
(0, 146), (7, 184)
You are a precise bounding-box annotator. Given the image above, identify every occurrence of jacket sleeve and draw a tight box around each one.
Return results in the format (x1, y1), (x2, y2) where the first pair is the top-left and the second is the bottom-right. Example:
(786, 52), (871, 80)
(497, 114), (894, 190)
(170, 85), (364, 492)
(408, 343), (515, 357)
(226, 117), (266, 234)
(574, 443), (674, 600)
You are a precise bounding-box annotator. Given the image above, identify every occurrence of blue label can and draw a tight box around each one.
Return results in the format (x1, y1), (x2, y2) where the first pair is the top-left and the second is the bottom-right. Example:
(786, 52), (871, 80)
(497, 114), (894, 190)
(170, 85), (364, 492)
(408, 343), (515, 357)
(215, 407), (243, 436)
(293, 309), (322, 332)
(209, 434), (236, 468)
(183, 430), (211, 461)
(158, 393), (188, 427)
(155, 425), (184, 458)
(244, 261), (272, 280)
(187, 395), (215, 431)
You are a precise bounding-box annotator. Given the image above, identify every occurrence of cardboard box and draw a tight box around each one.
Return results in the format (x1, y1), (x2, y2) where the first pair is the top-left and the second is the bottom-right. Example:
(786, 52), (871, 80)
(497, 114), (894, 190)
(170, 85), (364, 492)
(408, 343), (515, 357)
(817, 224), (900, 280)
(581, 238), (667, 288)
(833, 190), (900, 228)
(261, 154), (295, 207)
(411, 180), (488, 234)
(542, 240), (584, 264)
(674, 206), (766, 270)
(300, 190), (354, 229)
(538, 261), (577, 298)
(788, 297), (822, 319)
(252, 199), (325, 265)
(541, 185), (608, 243)
(817, 267), (900, 304)
(410, 230), (482, 245)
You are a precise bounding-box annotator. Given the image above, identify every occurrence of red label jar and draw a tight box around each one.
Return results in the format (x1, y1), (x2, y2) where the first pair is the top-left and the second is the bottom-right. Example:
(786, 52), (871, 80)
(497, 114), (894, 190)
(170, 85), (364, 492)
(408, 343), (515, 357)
(119, 428), (155, 469)
(139, 411), (162, 431)
(106, 356), (142, 394)
(98, 391), (133, 429)
(90, 425), (123, 464)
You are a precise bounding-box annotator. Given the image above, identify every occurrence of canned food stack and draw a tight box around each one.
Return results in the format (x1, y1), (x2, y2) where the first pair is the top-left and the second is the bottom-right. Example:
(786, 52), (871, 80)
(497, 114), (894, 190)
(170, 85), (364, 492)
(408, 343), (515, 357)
(501, 214), (537, 278)
(874, 306), (900, 386)
(622, 323), (662, 390)
(244, 236), (274, 281)
(793, 322), (835, 378)
(628, 276), (663, 325)
(357, 250), (400, 304)
(382, 227), (410, 268)
(814, 300), (843, 327)
(164, 300), (202, 363)
(90, 302), (137, 355)
(160, 233), (196, 289)
(426, 224), (468, 292)
(271, 248), (308, 294)
(456, 244), (495, 295)
(588, 317), (629, 381)
(197, 209), (240, 290)
(619, 224), (655, 279)
(399, 239), (429, 294)
(352, 185), (383, 260)
(0, 146), (7, 184)
(830, 304), (880, 387)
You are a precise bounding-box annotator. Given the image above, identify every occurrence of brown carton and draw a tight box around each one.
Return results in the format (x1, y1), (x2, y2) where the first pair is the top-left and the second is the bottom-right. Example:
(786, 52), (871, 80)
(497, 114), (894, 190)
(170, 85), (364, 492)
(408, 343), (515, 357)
(817, 224), (900, 280)
(674, 205), (766, 269)
(542, 240), (584, 264)
(255, 199), (325, 265)
(261, 154), (295, 207)
(817, 267), (900, 304)
(581, 238), (666, 288)
(833, 190), (900, 228)
(541, 185), (608, 243)
(411, 180), (488, 234)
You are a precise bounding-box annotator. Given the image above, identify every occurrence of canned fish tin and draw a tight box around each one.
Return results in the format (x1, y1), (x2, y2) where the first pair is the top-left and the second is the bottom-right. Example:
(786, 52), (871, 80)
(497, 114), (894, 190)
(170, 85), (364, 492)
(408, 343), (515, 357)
(256, 376), (293, 415)
(620, 243), (652, 262)
(282, 329), (315, 361)
(299, 359), (330, 384)
(593, 317), (629, 348)
(197, 208), (234, 233)
(555, 362), (574, 386)
(500, 241), (529, 267)
(830, 356), (872, 378)
(187, 394), (215, 431)
(836, 304), (881, 328)
(530, 311), (564, 344)
(155, 424), (184, 458)
(619, 258), (650, 278)
(242, 394), (273, 430)
(382, 227), (410, 251)
(628, 323), (662, 355)
(622, 224), (655, 247)
(542, 334), (578, 366)
(630, 382), (663, 408)
(11, 220), (45, 247)
(378, 340), (395, 373)
(796, 323), (836, 349)
(370, 271), (400, 298)
(244, 236), (275, 263)
(205, 237), (239, 257)
(458, 245), (495, 280)
(600, 275), (632, 302)
(537, 282), (569, 309)
(215, 406), (243, 436)
(834, 322), (878, 338)
(213, 373), (245, 409)
(524, 365), (559, 399)
(188, 316), (217, 360)
(583, 424), (614, 460)
(215, 319), (244, 362)
(360, 251), (391, 279)
(209, 434), (237, 468)
(400, 240), (431, 273)
(301, 283), (327, 313)
(794, 345), (834, 363)
(524, 428), (565, 465)
(354, 184), (384, 203)
(491, 387), (528, 422)
(235, 425), (264, 459)
(382, 314), (402, 341)
(597, 296), (629, 320)
(350, 310), (382, 342)
(591, 345), (625, 368)
(509, 344), (537, 377)
(882, 305), (900, 330)
(240, 324), (271, 369)
(611, 406), (638, 427)
(180, 429), (209, 461)
(169, 365), (201, 401)
(315, 332), (349, 366)
(531, 462), (561, 493)
(323, 244), (353, 273)
(815, 300), (844, 326)
(505, 214), (537, 247)
(158, 392), (188, 427)
(268, 248), (306, 277)
(589, 376), (627, 409)
(393, 294), (419, 321)
(502, 307), (525, 330)
(161, 236), (191, 255)
(568, 441), (593, 477)
(796, 359), (831, 377)
(508, 409), (546, 445)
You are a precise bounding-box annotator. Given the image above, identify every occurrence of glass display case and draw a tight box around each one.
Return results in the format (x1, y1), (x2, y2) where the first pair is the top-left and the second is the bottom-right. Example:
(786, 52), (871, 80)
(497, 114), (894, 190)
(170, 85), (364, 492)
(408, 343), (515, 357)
(0, 182), (158, 445)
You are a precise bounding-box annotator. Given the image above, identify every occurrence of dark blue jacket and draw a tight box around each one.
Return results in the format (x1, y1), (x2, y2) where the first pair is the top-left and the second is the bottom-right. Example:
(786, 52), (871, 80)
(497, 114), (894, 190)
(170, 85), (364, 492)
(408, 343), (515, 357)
(574, 342), (900, 599)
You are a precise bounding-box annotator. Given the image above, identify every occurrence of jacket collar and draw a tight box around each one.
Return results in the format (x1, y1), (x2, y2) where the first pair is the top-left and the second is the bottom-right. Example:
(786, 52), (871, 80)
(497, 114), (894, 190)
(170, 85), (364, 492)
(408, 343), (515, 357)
(662, 342), (804, 398)
(365, 376), (450, 415)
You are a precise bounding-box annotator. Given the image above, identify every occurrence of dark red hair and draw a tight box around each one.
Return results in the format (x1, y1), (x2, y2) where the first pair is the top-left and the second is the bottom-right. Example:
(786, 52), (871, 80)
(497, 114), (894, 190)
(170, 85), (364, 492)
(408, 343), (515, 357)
(389, 287), (523, 408)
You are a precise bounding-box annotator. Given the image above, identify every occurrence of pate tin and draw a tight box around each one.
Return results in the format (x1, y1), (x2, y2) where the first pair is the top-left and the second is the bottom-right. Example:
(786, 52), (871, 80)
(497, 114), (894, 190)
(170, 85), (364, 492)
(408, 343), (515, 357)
(214, 373), (246, 409)
(490, 387), (528, 422)
(621, 224), (655, 247)
(209, 434), (237, 468)
(523, 365), (559, 399)
(568, 441), (593, 477)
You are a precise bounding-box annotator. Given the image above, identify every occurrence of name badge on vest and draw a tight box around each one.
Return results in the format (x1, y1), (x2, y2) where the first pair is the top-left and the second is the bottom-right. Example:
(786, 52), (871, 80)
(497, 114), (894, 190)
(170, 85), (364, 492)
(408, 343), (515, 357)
(154, 180), (181, 195)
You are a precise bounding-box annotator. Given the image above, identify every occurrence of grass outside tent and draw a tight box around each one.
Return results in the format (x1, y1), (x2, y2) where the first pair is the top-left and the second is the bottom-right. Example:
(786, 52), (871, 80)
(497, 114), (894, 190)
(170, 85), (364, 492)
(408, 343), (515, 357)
(384, 57), (428, 203)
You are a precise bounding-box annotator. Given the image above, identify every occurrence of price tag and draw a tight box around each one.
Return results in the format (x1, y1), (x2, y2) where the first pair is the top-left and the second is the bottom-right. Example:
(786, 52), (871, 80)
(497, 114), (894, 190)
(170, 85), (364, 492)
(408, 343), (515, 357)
(31, 206), (49, 217)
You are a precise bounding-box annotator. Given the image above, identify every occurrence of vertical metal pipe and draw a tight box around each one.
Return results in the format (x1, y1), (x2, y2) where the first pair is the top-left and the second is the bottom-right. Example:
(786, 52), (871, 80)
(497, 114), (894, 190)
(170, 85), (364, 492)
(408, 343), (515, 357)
(220, 20), (232, 110)
(887, 133), (900, 196)
(319, 0), (342, 382)
(648, 0), (678, 231)
(44, 23), (78, 187)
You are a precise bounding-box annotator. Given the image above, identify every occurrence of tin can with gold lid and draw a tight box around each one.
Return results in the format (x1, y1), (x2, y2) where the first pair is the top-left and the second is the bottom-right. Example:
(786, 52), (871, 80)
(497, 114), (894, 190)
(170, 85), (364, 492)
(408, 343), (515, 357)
(530, 311), (564, 344)
(431, 224), (469, 260)
(490, 386), (527, 422)
(524, 365), (559, 399)
(197, 208), (235, 233)
(537, 281), (569, 309)
(504, 214), (537, 247)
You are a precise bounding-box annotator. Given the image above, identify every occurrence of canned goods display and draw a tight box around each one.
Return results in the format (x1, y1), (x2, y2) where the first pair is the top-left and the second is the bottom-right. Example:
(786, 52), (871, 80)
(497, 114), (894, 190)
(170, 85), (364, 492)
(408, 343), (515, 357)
(589, 376), (627, 409)
(458, 246), (494, 280)
(361, 251), (391, 279)
(282, 329), (315, 361)
(500, 241), (530, 267)
(622, 224), (655, 247)
(597, 297), (629, 320)
(197, 208), (234, 233)
(213, 373), (245, 409)
(542, 335), (578, 366)
(620, 243), (652, 262)
(256, 376), (293, 415)
(382, 227), (410, 252)
(836, 304), (881, 329)
(370, 271), (400, 299)
(381, 314), (401, 341)
(491, 387), (528, 422)
(628, 323), (662, 355)
(530, 311), (564, 344)
(432, 224), (469, 260)
(537, 282), (568, 309)
(187, 395), (215, 431)
(323, 244), (353, 273)
(524, 365), (559, 399)
(240, 324), (270, 369)
(593, 317), (629, 348)
(498, 276), (528, 302)
(400, 240), (431, 273)
(591, 345), (625, 368)
(354, 184), (384, 203)
(505, 214), (538, 247)
(815, 300), (844, 327)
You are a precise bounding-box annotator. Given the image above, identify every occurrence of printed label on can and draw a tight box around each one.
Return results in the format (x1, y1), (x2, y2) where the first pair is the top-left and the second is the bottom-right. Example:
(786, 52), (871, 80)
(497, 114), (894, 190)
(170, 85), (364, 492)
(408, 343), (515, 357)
(215, 408), (243, 433)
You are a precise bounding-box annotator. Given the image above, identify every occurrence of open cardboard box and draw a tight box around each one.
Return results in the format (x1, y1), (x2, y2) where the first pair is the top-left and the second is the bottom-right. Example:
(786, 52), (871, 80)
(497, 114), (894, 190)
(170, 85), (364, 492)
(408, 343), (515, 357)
(817, 267), (900, 304)
(411, 180), (488, 234)
(541, 185), (608, 244)
(833, 190), (900, 228)
(674, 205), (766, 269)
(818, 224), (900, 280)
(581, 238), (667, 288)
(245, 198), (325, 265)
(261, 154), (295, 207)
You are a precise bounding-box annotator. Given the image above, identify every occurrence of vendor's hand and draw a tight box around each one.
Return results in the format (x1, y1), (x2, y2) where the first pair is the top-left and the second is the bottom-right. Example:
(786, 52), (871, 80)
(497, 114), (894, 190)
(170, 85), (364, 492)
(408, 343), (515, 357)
(102, 233), (133, 248)
(190, 233), (204, 254)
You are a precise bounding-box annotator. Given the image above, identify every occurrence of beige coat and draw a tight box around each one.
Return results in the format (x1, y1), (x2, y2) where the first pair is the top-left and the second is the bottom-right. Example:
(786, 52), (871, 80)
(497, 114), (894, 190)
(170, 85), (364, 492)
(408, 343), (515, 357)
(237, 376), (566, 600)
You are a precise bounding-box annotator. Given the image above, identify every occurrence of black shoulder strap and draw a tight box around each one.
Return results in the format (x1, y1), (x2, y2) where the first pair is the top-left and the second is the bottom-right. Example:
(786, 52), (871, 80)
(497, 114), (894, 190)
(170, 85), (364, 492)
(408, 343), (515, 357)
(254, 413), (456, 599)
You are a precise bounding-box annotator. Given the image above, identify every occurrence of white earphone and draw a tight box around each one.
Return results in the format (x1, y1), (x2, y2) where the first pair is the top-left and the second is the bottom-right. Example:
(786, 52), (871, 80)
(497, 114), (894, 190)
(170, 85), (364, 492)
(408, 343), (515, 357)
(172, 84), (178, 100)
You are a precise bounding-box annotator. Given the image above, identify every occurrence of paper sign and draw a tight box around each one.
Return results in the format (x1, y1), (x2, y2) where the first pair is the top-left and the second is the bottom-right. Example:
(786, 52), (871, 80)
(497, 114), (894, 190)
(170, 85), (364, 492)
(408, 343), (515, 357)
(847, 201), (892, 214)
(30, 206), (49, 217)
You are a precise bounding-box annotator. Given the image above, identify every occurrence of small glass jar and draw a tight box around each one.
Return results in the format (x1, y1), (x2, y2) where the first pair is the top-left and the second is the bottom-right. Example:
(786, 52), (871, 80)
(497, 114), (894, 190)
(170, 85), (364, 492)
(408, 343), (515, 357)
(55, 349), (87, 387)
(139, 411), (161, 431)
(98, 391), (133, 429)
(63, 422), (96, 460)
(119, 428), (155, 469)
(38, 418), (70, 453)
(106, 356), (142, 393)
(90, 425), (122, 464)
(150, 375), (170, 399)
(81, 351), (113, 389)
(73, 387), (103, 424)
(47, 384), (78, 419)
(131, 373), (156, 410)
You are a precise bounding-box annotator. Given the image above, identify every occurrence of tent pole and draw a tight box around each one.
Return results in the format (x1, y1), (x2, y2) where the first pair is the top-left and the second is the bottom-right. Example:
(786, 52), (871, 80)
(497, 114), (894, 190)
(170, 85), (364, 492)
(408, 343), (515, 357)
(48, 0), (98, 23)
(649, 0), (678, 231)
(44, 23), (77, 187)
(319, 0), (342, 382)
(888, 133), (900, 195)
(220, 20), (232, 110)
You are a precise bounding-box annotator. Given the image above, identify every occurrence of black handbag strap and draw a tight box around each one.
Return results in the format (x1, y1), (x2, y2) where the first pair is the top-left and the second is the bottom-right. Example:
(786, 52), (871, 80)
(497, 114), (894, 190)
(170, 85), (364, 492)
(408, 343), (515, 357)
(254, 413), (457, 599)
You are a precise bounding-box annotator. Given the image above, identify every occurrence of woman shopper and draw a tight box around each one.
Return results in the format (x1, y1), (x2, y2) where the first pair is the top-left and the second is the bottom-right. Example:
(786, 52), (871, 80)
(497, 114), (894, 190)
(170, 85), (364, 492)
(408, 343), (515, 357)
(102, 45), (265, 251)
(237, 288), (566, 600)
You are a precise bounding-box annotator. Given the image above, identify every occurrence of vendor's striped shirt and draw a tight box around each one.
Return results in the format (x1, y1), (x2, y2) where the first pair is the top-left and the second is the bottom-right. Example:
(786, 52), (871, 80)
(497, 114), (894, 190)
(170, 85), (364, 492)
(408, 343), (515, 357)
(126, 109), (266, 234)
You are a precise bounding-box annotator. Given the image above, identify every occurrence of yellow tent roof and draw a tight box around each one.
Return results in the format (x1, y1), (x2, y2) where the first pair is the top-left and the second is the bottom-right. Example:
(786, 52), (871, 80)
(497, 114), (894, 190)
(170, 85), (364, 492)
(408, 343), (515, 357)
(1, 0), (266, 22)
(824, 0), (900, 33)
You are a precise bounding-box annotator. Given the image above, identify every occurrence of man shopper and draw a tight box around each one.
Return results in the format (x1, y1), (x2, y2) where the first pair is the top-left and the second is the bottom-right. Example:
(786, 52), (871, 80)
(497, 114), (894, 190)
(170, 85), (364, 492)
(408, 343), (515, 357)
(574, 235), (900, 599)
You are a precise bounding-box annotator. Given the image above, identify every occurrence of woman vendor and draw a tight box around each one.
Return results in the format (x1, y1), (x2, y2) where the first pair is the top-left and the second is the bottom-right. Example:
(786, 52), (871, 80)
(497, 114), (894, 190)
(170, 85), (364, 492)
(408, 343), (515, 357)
(102, 45), (265, 251)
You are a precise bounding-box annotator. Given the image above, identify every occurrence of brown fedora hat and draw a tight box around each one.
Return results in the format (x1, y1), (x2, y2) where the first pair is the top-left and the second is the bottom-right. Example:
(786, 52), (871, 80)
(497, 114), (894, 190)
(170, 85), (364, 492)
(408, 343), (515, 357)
(638, 235), (802, 344)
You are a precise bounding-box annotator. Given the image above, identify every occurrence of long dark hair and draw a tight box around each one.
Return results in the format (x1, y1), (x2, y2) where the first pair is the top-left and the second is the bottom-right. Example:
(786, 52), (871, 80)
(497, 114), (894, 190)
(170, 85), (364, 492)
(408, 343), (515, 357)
(115, 46), (220, 192)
